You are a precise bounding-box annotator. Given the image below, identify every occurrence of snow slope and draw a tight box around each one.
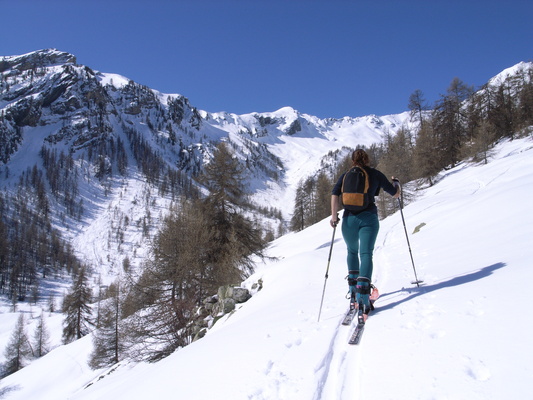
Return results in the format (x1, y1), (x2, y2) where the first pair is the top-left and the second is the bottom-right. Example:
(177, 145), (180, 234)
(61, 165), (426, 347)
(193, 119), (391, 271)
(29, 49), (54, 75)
(1, 136), (532, 399)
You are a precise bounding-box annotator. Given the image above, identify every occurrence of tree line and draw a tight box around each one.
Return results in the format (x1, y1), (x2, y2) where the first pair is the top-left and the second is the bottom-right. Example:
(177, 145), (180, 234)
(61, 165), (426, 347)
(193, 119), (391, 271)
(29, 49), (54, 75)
(2, 65), (531, 376)
(1, 312), (51, 378)
(1, 134), (281, 376)
(120, 142), (266, 361)
(0, 188), (82, 306)
(1, 142), (268, 376)
(291, 66), (533, 230)
(90, 143), (266, 364)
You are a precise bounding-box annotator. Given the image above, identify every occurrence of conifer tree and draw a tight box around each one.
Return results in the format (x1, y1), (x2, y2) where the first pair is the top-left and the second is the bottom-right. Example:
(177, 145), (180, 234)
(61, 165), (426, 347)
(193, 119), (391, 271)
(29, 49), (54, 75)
(124, 198), (208, 361)
(517, 68), (533, 128)
(48, 293), (56, 313)
(378, 127), (414, 183)
(314, 172), (332, 224)
(128, 142), (266, 361)
(89, 281), (125, 369)
(408, 89), (429, 126)
(413, 123), (441, 186)
(432, 77), (473, 168)
(2, 314), (32, 377)
(290, 183), (306, 232)
(461, 119), (497, 164)
(62, 267), (93, 343)
(290, 172), (332, 231)
(197, 142), (265, 283)
(33, 312), (51, 358)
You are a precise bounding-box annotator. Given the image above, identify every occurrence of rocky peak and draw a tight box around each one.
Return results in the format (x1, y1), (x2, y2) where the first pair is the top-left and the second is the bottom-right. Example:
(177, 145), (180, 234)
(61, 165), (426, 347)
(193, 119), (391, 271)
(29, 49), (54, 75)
(0, 48), (76, 73)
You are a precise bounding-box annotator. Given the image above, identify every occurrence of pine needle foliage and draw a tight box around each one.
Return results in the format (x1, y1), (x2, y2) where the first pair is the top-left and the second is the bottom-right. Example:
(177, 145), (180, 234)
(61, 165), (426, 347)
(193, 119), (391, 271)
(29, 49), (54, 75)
(2, 314), (32, 377)
(61, 266), (93, 343)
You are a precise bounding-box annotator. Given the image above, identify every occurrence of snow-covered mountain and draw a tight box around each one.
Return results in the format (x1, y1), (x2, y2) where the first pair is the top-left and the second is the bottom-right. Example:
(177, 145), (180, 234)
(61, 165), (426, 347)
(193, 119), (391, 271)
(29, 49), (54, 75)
(0, 49), (412, 278)
(2, 49), (531, 281)
(1, 49), (533, 399)
(1, 133), (531, 400)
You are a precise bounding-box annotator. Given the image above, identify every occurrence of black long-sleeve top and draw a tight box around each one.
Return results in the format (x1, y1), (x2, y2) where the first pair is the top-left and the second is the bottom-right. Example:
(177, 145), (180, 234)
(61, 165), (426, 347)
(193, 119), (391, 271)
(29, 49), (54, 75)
(331, 167), (398, 216)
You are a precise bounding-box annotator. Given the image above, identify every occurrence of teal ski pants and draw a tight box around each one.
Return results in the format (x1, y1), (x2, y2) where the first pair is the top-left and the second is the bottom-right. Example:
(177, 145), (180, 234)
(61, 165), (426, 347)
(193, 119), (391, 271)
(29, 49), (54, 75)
(341, 211), (380, 281)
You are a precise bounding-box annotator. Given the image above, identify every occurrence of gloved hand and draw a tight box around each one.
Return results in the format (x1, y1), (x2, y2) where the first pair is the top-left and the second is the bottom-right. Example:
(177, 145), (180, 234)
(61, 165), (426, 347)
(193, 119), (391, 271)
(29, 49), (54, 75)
(392, 176), (400, 188)
(391, 177), (401, 199)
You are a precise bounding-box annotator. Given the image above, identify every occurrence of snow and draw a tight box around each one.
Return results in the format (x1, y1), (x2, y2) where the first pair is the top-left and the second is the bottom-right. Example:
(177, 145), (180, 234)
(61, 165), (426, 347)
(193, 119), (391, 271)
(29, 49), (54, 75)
(247, 111), (412, 217)
(1, 136), (532, 399)
(488, 61), (532, 86)
(97, 73), (130, 89)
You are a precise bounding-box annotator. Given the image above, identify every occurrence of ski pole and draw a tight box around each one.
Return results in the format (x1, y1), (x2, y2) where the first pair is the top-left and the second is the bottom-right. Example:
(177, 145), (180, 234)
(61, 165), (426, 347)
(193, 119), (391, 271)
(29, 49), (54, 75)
(317, 224), (337, 322)
(395, 181), (423, 287)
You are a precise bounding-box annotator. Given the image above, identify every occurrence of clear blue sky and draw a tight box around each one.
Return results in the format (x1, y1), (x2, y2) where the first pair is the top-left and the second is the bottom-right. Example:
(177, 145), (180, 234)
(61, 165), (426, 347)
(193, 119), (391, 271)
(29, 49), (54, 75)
(2, 0), (532, 119)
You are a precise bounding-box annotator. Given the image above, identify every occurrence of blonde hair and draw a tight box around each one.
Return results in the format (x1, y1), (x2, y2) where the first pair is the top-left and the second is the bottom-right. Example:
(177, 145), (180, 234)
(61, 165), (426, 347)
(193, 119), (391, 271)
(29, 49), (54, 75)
(351, 149), (370, 167)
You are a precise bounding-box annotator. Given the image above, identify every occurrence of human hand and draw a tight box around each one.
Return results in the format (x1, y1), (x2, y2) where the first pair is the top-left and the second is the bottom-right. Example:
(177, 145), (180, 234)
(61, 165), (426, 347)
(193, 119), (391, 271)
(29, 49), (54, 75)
(392, 177), (401, 198)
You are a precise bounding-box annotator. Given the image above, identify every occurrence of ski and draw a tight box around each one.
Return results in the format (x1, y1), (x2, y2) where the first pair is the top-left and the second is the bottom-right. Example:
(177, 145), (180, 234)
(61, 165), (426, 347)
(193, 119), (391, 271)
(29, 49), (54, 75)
(348, 323), (365, 345)
(341, 307), (357, 325)
(344, 285), (378, 343)
(341, 290), (358, 326)
(349, 298), (372, 345)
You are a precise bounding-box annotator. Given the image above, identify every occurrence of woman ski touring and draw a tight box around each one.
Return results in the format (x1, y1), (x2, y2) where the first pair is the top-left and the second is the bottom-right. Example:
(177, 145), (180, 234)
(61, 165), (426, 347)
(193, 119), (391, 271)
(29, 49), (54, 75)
(330, 149), (400, 323)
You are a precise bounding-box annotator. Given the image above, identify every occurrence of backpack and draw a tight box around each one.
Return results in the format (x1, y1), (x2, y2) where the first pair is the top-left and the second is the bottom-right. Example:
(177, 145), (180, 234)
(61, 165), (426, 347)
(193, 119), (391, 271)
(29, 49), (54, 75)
(341, 166), (370, 212)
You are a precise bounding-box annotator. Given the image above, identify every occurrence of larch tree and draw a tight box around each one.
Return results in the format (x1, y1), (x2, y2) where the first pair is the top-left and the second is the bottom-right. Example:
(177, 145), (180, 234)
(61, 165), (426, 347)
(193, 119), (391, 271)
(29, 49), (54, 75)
(89, 281), (126, 369)
(412, 122), (441, 186)
(62, 266), (93, 343)
(432, 77), (474, 169)
(2, 313), (32, 377)
(408, 89), (430, 127)
(32, 312), (51, 358)
(290, 182), (307, 232)
(128, 142), (266, 361)
(196, 142), (265, 284)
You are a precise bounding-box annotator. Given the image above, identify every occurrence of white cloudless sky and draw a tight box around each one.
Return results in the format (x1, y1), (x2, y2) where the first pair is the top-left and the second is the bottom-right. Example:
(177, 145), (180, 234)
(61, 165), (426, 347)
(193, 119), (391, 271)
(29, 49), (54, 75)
(2, 0), (532, 118)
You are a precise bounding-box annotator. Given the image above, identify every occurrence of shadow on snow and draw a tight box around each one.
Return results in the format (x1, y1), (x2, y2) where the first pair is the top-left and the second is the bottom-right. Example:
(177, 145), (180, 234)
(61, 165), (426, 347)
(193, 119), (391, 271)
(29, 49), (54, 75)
(374, 262), (506, 314)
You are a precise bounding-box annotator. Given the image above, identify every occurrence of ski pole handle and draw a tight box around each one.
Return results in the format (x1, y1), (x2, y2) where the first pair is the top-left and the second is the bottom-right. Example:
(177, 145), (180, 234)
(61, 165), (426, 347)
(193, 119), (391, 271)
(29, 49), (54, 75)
(392, 177), (402, 203)
(330, 212), (339, 228)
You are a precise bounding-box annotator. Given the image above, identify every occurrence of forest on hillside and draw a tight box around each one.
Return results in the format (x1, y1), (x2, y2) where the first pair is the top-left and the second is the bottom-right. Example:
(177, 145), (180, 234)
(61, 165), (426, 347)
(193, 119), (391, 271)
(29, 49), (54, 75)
(291, 68), (533, 231)
(1, 62), (532, 376)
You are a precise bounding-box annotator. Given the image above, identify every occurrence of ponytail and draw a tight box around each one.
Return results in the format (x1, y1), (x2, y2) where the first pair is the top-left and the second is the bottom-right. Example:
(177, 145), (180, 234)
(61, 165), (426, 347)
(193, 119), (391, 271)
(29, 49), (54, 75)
(352, 149), (370, 167)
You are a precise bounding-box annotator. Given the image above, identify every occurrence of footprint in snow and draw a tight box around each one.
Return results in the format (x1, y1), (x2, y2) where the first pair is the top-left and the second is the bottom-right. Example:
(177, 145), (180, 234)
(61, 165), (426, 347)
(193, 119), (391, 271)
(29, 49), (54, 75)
(463, 357), (491, 381)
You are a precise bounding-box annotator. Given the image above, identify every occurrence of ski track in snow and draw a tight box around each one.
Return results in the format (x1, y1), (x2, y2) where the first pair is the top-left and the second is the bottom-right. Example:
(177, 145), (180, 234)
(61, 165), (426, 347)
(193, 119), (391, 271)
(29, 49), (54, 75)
(0, 137), (532, 400)
(314, 317), (345, 400)
(315, 321), (367, 400)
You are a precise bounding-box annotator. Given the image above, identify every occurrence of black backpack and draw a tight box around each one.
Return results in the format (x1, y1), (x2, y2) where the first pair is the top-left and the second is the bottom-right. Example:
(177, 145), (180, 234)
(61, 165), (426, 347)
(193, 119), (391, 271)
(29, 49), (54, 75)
(341, 166), (370, 212)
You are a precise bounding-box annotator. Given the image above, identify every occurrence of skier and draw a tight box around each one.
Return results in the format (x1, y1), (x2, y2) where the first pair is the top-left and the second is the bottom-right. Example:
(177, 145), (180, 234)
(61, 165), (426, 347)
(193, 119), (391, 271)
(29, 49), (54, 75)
(330, 149), (400, 322)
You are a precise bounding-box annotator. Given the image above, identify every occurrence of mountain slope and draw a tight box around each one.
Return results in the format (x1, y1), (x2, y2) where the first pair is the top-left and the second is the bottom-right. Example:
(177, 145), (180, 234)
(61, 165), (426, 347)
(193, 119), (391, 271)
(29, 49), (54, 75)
(1, 49), (412, 282)
(2, 49), (530, 285)
(2, 136), (531, 399)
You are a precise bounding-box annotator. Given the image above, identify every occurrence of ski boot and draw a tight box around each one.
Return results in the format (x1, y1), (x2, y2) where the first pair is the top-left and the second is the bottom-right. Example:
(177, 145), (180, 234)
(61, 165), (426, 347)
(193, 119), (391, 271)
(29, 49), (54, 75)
(356, 277), (371, 324)
(346, 270), (359, 311)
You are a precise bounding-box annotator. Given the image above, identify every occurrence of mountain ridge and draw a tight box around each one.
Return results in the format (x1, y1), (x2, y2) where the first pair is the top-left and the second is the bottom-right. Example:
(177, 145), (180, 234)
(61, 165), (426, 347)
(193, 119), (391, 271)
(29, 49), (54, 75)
(1, 48), (531, 285)
(0, 48), (415, 279)
(1, 135), (531, 400)
(0, 49), (532, 399)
